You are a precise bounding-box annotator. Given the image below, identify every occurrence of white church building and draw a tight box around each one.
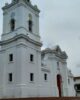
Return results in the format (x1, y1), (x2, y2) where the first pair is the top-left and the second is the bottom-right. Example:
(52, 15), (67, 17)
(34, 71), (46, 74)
(0, 0), (75, 98)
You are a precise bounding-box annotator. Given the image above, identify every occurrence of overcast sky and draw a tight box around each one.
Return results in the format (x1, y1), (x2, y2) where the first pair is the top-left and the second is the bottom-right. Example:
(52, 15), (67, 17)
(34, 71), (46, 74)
(0, 0), (80, 76)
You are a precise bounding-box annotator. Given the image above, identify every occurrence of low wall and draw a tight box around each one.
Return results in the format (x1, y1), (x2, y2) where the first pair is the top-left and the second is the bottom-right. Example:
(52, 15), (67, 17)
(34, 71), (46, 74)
(1, 97), (80, 100)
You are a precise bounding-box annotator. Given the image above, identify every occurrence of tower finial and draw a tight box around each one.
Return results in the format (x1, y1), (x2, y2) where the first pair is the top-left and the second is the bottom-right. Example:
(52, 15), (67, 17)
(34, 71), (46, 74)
(12, 0), (31, 3)
(12, 0), (18, 3)
(5, 2), (9, 6)
(27, 0), (30, 2)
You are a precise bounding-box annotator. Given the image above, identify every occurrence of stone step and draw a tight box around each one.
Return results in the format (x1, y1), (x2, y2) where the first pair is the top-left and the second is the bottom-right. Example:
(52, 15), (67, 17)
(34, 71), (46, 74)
(1, 97), (80, 100)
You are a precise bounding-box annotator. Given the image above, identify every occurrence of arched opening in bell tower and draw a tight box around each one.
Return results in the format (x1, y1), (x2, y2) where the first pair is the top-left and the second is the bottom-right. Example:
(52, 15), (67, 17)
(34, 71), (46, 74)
(28, 14), (33, 32)
(10, 19), (15, 31)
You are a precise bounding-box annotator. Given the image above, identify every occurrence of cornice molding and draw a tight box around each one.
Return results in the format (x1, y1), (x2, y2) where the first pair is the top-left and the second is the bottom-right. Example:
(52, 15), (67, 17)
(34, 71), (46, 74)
(0, 34), (42, 47)
(41, 68), (50, 73)
(2, 27), (40, 38)
(2, 0), (40, 13)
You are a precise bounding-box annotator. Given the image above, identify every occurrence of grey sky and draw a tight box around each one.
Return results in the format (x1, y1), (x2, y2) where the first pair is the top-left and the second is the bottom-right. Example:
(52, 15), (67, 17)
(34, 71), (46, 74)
(0, 0), (80, 76)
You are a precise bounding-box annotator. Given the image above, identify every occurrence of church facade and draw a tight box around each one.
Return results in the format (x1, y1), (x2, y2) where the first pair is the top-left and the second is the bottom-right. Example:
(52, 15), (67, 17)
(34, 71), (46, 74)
(0, 0), (75, 98)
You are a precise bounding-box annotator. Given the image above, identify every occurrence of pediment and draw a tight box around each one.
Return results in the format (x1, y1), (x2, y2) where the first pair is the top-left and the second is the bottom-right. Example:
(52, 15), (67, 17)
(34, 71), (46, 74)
(41, 45), (68, 59)
(53, 45), (62, 54)
(52, 45), (68, 59)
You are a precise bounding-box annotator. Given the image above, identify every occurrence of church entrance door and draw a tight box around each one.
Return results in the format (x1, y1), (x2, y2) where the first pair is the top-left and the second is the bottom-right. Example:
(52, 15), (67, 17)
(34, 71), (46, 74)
(57, 74), (62, 97)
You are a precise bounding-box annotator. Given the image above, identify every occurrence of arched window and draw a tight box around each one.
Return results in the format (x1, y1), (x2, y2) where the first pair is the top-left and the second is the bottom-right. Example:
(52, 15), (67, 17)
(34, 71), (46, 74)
(28, 14), (33, 32)
(10, 19), (15, 31)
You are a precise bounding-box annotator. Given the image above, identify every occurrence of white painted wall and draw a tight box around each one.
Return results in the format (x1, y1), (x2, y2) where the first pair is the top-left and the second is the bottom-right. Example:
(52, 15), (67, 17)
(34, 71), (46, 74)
(0, 0), (75, 98)
(0, 38), (41, 98)
(68, 77), (75, 96)
(41, 52), (69, 97)
(40, 54), (59, 97)
(0, 0), (41, 98)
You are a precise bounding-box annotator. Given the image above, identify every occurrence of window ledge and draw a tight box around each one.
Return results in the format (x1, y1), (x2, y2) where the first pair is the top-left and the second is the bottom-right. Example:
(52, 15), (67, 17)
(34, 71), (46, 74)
(8, 81), (13, 84)
(8, 61), (14, 64)
(44, 80), (48, 82)
(29, 81), (35, 84)
(29, 61), (35, 64)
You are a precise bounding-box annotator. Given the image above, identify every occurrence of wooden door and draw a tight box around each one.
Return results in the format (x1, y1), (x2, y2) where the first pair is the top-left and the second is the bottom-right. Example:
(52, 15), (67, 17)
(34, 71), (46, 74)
(57, 74), (62, 97)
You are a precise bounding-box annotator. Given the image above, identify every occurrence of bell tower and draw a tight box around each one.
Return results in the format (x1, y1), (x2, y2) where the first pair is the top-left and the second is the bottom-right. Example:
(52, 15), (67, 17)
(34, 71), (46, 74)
(2, 0), (40, 42)
(0, 0), (42, 98)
